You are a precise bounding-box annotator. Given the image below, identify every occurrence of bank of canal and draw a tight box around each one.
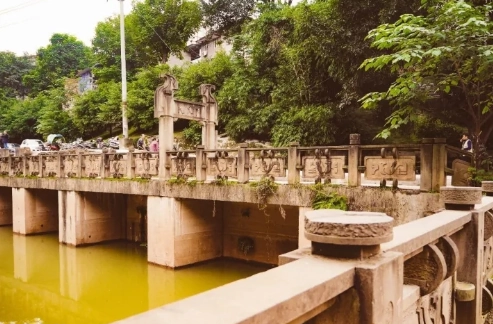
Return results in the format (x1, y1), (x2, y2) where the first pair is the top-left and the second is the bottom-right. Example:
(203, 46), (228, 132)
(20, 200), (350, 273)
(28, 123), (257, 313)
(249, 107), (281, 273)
(0, 227), (268, 324)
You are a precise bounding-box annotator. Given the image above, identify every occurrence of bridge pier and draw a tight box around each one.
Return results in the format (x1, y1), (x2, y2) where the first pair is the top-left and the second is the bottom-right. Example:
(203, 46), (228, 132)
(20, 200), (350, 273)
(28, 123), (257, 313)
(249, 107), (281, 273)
(147, 197), (222, 268)
(0, 187), (12, 225)
(12, 188), (58, 235)
(58, 191), (126, 246)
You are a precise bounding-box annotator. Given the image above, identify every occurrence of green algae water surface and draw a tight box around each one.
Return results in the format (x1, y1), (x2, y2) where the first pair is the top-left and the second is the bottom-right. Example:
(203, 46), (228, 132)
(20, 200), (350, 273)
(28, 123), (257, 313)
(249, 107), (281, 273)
(0, 227), (267, 324)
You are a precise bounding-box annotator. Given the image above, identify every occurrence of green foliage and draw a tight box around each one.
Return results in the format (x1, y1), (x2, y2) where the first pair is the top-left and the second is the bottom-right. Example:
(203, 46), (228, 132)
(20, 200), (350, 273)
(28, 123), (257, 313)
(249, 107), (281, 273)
(310, 184), (348, 210)
(23, 34), (93, 94)
(130, 0), (202, 63)
(360, 1), (493, 146)
(468, 167), (493, 187)
(0, 52), (34, 98)
(36, 88), (78, 139)
(182, 121), (202, 147)
(249, 177), (278, 208)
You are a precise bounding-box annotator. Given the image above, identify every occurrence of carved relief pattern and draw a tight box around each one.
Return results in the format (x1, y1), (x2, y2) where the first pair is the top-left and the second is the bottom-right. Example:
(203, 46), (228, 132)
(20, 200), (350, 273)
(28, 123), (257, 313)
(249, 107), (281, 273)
(63, 155), (79, 177)
(483, 181), (493, 193)
(175, 101), (203, 121)
(82, 155), (101, 178)
(170, 154), (196, 178)
(440, 188), (482, 204)
(302, 155), (345, 181)
(11, 157), (23, 176)
(484, 236), (493, 284)
(43, 155), (58, 177)
(26, 156), (40, 176)
(109, 154), (126, 178)
(207, 152), (237, 179)
(415, 277), (454, 324)
(135, 153), (158, 179)
(250, 150), (286, 179)
(0, 158), (9, 175)
(365, 148), (416, 182)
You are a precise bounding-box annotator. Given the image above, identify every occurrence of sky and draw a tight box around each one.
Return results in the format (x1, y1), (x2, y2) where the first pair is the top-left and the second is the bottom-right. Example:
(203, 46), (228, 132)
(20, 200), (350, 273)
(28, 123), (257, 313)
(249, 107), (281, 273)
(0, 0), (133, 55)
(0, 0), (303, 56)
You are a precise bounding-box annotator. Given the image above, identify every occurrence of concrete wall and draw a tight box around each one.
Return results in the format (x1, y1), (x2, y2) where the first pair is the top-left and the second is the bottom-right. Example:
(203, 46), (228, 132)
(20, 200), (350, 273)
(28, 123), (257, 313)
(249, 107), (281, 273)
(59, 191), (125, 246)
(223, 202), (298, 265)
(147, 197), (222, 268)
(13, 188), (58, 235)
(126, 195), (147, 242)
(0, 186), (12, 225)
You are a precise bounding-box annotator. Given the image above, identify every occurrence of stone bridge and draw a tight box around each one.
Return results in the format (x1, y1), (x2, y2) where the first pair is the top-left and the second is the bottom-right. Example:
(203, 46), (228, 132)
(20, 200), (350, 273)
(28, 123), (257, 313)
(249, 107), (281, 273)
(113, 186), (493, 324)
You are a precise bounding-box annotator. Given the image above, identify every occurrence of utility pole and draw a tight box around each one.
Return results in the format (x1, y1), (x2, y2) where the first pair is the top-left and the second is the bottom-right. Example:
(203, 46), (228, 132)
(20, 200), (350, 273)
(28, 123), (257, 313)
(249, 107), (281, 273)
(118, 0), (129, 142)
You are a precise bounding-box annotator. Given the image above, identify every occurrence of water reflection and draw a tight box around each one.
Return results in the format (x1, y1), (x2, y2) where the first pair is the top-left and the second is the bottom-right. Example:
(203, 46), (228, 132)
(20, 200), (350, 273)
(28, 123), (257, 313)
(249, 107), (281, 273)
(0, 227), (267, 324)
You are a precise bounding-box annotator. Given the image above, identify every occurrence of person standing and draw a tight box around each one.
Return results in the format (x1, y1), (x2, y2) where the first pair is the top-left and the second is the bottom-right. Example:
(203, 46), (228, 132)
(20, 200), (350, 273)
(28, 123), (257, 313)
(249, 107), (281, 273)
(1, 131), (8, 149)
(149, 137), (159, 152)
(460, 133), (473, 153)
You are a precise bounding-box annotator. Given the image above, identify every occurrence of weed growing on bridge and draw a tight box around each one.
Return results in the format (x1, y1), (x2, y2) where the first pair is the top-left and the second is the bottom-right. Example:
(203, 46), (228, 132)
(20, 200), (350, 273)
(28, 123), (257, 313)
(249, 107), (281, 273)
(249, 177), (286, 219)
(310, 183), (348, 211)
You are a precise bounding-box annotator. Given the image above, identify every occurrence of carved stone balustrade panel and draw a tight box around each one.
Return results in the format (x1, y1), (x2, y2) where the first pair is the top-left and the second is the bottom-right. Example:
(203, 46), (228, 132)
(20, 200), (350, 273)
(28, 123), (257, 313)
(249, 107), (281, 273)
(43, 155), (59, 177)
(134, 153), (158, 179)
(109, 154), (126, 178)
(409, 277), (454, 324)
(250, 151), (286, 179)
(365, 155), (416, 181)
(11, 157), (23, 176)
(62, 154), (79, 178)
(171, 157), (196, 178)
(82, 154), (102, 178)
(302, 156), (346, 181)
(0, 158), (9, 175)
(25, 156), (40, 176)
(207, 152), (236, 179)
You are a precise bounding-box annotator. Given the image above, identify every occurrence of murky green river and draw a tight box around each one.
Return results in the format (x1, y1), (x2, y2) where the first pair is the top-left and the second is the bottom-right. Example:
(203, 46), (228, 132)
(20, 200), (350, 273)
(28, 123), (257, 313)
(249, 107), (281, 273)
(0, 227), (267, 324)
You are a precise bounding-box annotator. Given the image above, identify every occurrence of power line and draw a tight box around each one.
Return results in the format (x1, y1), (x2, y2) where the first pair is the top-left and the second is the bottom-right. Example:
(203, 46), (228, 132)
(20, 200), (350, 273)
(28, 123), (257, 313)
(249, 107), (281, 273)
(0, 0), (47, 16)
(0, 17), (38, 29)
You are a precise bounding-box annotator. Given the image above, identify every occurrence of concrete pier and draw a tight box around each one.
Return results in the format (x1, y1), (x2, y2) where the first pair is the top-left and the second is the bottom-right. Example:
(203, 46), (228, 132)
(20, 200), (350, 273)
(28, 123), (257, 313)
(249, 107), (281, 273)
(12, 188), (58, 235)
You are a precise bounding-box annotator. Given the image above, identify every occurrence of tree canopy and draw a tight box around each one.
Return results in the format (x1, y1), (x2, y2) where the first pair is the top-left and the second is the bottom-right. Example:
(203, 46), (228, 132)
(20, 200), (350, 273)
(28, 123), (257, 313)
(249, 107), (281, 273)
(360, 0), (493, 145)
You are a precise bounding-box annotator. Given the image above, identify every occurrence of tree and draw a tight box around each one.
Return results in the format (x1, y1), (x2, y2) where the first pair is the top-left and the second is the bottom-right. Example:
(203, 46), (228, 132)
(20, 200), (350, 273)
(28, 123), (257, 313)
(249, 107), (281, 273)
(360, 1), (493, 147)
(36, 88), (78, 139)
(23, 33), (93, 94)
(200, 0), (256, 35)
(0, 52), (34, 98)
(130, 0), (202, 64)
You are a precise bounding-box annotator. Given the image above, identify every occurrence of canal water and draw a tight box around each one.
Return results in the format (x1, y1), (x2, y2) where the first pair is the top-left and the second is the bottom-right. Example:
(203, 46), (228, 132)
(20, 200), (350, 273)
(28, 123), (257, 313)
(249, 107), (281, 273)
(0, 227), (268, 324)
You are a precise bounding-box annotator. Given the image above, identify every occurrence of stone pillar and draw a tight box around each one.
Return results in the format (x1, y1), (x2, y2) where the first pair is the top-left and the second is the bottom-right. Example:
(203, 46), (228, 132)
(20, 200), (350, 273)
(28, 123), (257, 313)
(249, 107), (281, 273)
(158, 115), (173, 179)
(12, 188), (58, 235)
(420, 138), (434, 192)
(348, 134), (361, 187)
(195, 145), (206, 181)
(147, 197), (222, 268)
(432, 138), (447, 192)
(288, 142), (300, 184)
(441, 186), (484, 323)
(58, 191), (125, 246)
(298, 207), (312, 248)
(304, 209), (402, 324)
(0, 186), (12, 225)
(237, 143), (249, 183)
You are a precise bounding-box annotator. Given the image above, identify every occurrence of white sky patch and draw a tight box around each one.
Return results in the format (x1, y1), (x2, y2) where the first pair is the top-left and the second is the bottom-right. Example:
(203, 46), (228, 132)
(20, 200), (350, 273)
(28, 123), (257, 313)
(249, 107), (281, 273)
(0, 0), (303, 55)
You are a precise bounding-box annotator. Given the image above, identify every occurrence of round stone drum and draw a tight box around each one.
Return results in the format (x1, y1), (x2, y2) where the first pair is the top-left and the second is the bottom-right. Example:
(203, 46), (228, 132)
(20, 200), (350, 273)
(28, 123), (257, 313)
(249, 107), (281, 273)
(304, 209), (394, 246)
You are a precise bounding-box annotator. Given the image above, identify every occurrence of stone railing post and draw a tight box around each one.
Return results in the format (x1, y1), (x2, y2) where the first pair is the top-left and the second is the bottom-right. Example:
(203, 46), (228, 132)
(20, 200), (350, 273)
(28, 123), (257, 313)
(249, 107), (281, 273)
(7, 156), (13, 176)
(195, 145), (206, 182)
(56, 153), (62, 178)
(21, 155), (27, 176)
(38, 155), (44, 177)
(432, 138), (446, 191)
(237, 144), (249, 183)
(127, 151), (135, 179)
(441, 186), (484, 323)
(77, 151), (83, 178)
(420, 138), (434, 192)
(100, 152), (107, 178)
(348, 134), (361, 186)
(304, 209), (402, 323)
(288, 142), (300, 184)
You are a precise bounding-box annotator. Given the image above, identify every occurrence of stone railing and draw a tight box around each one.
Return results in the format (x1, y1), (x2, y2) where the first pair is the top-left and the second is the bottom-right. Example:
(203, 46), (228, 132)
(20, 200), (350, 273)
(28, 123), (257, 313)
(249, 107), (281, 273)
(0, 135), (469, 191)
(114, 188), (493, 324)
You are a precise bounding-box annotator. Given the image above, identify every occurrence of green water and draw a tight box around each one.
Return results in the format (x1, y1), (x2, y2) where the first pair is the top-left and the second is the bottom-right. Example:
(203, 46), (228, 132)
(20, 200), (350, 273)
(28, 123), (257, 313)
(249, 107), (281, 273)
(0, 227), (267, 324)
